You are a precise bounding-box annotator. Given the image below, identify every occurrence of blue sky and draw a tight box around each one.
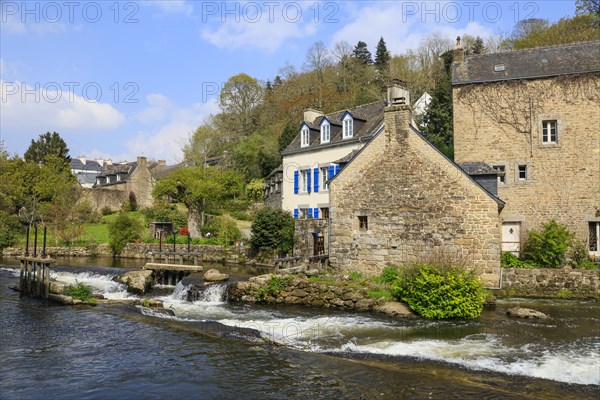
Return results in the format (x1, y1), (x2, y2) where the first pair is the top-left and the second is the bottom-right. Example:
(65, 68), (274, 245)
(1, 0), (575, 164)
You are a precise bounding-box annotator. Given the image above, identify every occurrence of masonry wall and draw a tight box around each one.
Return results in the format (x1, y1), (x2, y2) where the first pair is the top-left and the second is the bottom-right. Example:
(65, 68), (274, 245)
(453, 74), (600, 244)
(293, 218), (329, 258)
(126, 158), (155, 209)
(79, 186), (127, 212)
(329, 104), (502, 278)
(498, 268), (600, 298)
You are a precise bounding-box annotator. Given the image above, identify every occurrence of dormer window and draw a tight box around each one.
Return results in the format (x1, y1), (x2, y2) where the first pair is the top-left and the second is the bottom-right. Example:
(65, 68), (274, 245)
(321, 120), (330, 143)
(301, 127), (310, 147)
(342, 114), (353, 139)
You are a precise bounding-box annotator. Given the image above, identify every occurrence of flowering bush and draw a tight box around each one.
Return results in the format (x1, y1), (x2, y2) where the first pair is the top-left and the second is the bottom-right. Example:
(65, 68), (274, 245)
(179, 227), (189, 236)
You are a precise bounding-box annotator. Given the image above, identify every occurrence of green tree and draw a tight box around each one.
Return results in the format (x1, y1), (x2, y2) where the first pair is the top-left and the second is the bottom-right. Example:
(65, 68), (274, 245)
(245, 178), (265, 203)
(352, 41), (373, 65)
(374, 37), (391, 78)
(511, 14), (600, 49)
(108, 212), (142, 255)
(250, 206), (294, 256)
(153, 167), (243, 237)
(24, 132), (70, 165)
(183, 120), (224, 167)
(471, 36), (485, 54)
(523, 220), (575, 268)
(219, 73), (263, 137)
(278, 122), (297, 153)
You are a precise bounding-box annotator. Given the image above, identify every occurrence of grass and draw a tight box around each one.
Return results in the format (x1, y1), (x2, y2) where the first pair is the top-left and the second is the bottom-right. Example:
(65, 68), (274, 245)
(63, 282), (97, 303)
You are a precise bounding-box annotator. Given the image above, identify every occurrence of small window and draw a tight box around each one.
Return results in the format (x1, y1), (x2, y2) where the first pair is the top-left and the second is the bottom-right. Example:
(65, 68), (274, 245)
(494, 64), (505, 72)
(343, 115), (353, 138)
(518, 165), (527, 181)
(299, 208), (309, 219)
(301, 170), (309, 192)
(320, 167), (329, 190)
(301, 127), (310, 147)
(542, 120), (557, 144)
(358, 216), (368, 231)
(321, 122), (330, 143)
(321, 208), (330, 219)
(492, 165), (506, 185)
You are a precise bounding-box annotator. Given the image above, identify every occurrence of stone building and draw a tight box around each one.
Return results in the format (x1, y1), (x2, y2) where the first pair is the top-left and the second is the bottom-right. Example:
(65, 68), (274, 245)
(327, 85), (504, 279)
(452, 40), (600, 258)
(79, 156), (167, 212)
(264, 165), (283, 208)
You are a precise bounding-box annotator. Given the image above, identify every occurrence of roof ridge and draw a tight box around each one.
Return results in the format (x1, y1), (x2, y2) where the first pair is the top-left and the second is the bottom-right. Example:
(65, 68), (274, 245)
(465, 40), (600, 60)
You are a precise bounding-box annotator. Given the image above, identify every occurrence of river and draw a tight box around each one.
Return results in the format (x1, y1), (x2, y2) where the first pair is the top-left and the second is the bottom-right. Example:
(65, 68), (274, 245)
(0, 258), (598, 399)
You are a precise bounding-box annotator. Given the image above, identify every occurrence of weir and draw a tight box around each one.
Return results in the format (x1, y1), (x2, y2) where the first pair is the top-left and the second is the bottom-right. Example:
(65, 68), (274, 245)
(18, 226), (54, 299)
(142, 262), (203, 286)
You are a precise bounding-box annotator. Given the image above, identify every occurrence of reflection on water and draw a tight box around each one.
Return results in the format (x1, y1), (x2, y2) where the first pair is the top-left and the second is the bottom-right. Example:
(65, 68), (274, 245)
(0, 260), (598, 399)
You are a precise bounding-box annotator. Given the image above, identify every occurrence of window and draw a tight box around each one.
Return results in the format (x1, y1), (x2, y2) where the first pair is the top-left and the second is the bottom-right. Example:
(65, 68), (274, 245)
(358, 216), (368, 231)
(301, 127), (310, 147)
(321, 208), (330, 219)
(590, 222), (600, 256)
(492, 165), (506, 185)
(321, 167), (329, 190)
(343, 115), (353, 138)
(321, 122), (330, 143)
(542, 120), (557, 144)
(275, 181), (280, 192)
(301, 170), (309, 192)
(518, 164), (527, 181)
(299, 208), (309, 219)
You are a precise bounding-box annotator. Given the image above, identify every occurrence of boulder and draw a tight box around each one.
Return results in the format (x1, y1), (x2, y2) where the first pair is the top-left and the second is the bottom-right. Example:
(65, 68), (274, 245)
(305, 269), (320, 277)
(117, 270), (154, 295)
(249, 274), (273, 285)
(506, 307), (549, 319)
(374, 302), (415, 318)
(49, 281), (67, 294)
(203, 269), (229, 282)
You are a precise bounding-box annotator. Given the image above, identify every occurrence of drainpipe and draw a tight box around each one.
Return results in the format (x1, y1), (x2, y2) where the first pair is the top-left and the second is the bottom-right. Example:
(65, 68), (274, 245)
(529, 97), (533, 157)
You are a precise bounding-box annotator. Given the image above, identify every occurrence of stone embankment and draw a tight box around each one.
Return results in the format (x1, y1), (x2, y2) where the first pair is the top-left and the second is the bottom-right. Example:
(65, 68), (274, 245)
(497, 267), (600, 299)
(227, 274), (415, 318)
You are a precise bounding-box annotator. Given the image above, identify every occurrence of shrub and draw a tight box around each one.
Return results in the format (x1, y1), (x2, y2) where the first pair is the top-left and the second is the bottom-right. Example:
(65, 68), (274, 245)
(568, 240), (598, 270)
(63, 282), (95, 302)
(377, 265), (401, 285)
(500, 252), (538, 268)
(108, 212), (142, 255)
(100, 206), (113, 216)
(214, 215), (242, 246)
(250, 206), (294, 256)
(142, 204), (187, 231)
(0, 211), (21, 250)
(230, 211), (252, 221)
(392, 263), (485, 319)
(523, 220), (574, 268)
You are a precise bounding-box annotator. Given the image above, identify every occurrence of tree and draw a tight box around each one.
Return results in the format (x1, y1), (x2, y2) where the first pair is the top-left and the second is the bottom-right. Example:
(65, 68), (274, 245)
(24, 132), (70, 165)
(511, 14), (600, 49)
(471, 36), (485, 54)
(152, 167), (243, 237)
(245, 178), (265, 203)
(352, 41), (373, 65)
(183, 120), (224, 167)
(219, 73), (263, 137)
(374, 37), (391, 73)
(108, 212), (142, 255)
(250, 206), (295, 256)
(278, 123), (297, 153)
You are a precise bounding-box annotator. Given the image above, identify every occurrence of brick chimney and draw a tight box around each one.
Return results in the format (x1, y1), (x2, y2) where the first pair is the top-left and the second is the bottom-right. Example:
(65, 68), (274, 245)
(137, 156), (147, 166)
(387, 78), (410, 106)
(303, 108), (324, 124)
(453, 36), (465, 64)
(385, 80), (412, 141)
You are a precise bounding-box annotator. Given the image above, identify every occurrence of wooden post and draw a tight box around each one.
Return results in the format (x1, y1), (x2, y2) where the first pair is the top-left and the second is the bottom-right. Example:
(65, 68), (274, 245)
(19, 259), (25, 291)
(44, 264), (50, 298)
(42, 226), (47, 258)
(159, 231), (162, 253)
(25, 226), (30, 257)
(36, 262), (42, 297)
(33, 226), (38, 258)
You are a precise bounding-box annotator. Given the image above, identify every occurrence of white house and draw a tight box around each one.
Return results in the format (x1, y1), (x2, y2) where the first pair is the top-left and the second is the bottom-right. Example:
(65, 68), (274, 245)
(281, 101), (386, 219)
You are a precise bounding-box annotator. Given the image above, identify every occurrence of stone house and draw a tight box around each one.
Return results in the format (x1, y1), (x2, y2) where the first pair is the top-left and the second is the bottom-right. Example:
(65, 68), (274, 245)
(79, 156), (167, 212)
(327, 85), (504, 279)
(452, 40), (600, 258)
(264, 164), (283, 208)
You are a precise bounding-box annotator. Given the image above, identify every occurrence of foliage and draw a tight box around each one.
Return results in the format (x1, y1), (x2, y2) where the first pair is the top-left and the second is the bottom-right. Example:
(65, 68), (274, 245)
(0, 211), (21, 250)
(500, 252), (538, 269)
(569, 240), (598, 270)
(523, 220), (575, 268)
(245, 178), (265, 203)
(250, 206), (295, 255)
(63, 282), (95, 302)
(348, 271), (363, 280)
(219, 73), (263, 138)
(255, 275), (292, 302)
(556, 289), (574, 299)
(214, 215), (242, 246)
(108, 211), (143, 255)
(142, 202), (187, 231)
(511, 14), (600, 49)
(377, 265), (401, 285)
(230, 211), (252, 221)
(352, 41), (373, 64)
(367, 289), (393, 301)
(392, 263), (485, 319)
(24, 132), (70, 165)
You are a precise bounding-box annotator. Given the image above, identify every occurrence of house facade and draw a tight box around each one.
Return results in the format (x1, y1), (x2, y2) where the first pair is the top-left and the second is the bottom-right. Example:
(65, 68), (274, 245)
(281, 103), (385, 219)
(327, 87), (504, 280)
(70, 157), (109, 188)
(452, 40), (600, 258)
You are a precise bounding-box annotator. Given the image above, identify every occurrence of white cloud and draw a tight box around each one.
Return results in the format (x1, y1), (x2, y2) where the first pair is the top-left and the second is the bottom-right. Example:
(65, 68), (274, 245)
(201, 2), (317, 52)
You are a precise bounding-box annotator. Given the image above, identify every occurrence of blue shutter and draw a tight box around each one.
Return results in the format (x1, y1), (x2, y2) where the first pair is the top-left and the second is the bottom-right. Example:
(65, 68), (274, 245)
(313, 208), (319, 218)
(307, 169), (311, 193)
(335, 165), (341, 175)
(293, 171), (299, 194)
(313, 168), (319, 193)
(307, 208), (313, 218)
(328, 165), (334, 180)
(293, 209), (299, 219)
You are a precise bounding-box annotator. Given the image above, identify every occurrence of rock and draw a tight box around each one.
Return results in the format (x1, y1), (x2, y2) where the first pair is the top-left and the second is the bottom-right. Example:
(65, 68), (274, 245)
(290, 289), (308, 298)
(203, 269), (229, 282)
(47, 293), (83, 305)
(375, 302), (415, 318)
(117, 270), (154, 295)
(506, 307), (549, 319)
(355, 298), (374, 311)
(311, 299), (325, 307)
(49, 281), (67, 294)
(305, 269), (320, 277)
(249, 274), (272, 285)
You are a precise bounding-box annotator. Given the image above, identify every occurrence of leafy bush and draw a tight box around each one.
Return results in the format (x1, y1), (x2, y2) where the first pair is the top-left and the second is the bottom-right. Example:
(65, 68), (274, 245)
(250, 206), (294, 256)
(0, 211), (21, 250)
(230, 211), (252, 221)
(142, 203), (187, 230)
(523, 220), (574, 268)
(392, 263), (485, 319)
(214, 215), (242, 246)
(377, 265), (401, 285)
(568, 240), (598, 270)
(100, 206), (113, 216)
(245, 178), (265, 203)
(108, 212), (142, 255)
(500, 252), (538, 268)
(63, 282), (95, 302)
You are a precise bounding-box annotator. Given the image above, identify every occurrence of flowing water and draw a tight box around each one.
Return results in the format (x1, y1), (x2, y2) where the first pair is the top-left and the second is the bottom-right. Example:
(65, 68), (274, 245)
(0, 259), (598, 399)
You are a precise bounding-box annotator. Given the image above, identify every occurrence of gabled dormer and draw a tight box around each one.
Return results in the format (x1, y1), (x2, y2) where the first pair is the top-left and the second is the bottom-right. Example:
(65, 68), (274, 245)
(300, 123), (311, 148)
(341, 111), (354, 139)
(319, 117), (331, 144)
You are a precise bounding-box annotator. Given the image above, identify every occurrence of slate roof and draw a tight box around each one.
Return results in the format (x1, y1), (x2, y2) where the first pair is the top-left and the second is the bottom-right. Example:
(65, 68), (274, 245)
(452, 41), (600, 85)
(283, 101), (385, 154)
(458, 162), (497, 176)
(70, 159), (103, 172)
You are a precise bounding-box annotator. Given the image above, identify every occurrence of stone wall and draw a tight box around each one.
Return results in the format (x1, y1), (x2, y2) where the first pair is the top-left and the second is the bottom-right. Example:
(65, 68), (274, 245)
(329, 104), (503, 278)
(498, 268), (600, 298)
(453, 74), (600, 244)
(293, 218), (329, 258)
(79, 186), (128, 212)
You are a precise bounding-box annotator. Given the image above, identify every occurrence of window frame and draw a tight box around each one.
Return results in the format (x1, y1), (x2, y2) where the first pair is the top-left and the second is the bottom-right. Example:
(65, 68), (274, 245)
(542, 119), (558, 144)
(320, 167), (329, 191)
(301, 169), (309, 192)
(300, 127), (310, 147)
(516, 164), (528, 182)
(358, 216), (368, 231)
(321, 121), (330, 144)
(342, 115), (353, 139)
(491, 164), (507, 186)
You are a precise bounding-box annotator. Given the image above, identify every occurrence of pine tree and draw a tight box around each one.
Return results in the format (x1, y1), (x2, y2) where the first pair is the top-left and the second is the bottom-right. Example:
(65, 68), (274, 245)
(374, 37), (391, 72)
(471, 36), (485, 54)
(24, 132), (70, 165)
(352, 41), (373, 65)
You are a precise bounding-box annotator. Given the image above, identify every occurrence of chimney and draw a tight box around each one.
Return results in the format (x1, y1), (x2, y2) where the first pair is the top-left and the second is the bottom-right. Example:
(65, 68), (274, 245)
(453, 36), (465, 64)
(387, 79), (410, 106)
(158, 160), (166, 167)
(137, 156), (147, 166)
(303, 108), (324, 124)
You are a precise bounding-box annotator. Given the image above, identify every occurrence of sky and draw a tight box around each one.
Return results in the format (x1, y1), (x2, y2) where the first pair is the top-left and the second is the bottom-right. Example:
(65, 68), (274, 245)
(1, 0), (576, 164)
